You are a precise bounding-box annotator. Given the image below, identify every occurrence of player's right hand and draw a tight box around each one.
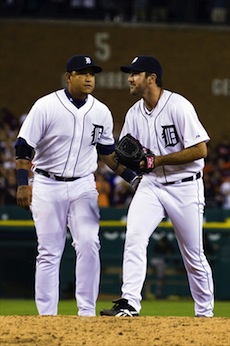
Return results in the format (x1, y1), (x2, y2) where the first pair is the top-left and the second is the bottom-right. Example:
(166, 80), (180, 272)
(16, 185), (32, 210)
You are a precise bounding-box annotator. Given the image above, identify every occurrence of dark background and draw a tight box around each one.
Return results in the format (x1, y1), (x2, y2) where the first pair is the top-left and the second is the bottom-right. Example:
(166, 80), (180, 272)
(0, 19), (230, 144)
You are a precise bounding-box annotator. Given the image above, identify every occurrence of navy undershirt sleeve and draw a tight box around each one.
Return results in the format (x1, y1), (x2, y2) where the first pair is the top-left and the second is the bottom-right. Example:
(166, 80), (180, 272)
(97, 143), (115, 155)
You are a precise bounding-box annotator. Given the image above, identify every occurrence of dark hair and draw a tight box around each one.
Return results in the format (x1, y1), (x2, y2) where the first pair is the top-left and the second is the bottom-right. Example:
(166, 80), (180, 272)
(145, 72), (163, 88)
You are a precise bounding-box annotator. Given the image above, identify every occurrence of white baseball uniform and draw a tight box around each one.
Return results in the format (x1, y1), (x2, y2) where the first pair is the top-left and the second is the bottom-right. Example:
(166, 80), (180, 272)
(18, 89), (115, 316)
(120, 90), (214, 317)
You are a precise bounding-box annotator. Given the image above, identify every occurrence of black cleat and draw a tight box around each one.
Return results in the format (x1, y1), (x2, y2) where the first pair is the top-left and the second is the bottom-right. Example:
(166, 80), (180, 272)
(100, 298), (139, 317)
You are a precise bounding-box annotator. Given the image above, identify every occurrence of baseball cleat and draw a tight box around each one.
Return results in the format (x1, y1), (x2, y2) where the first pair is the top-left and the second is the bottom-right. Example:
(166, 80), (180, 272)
(100, 298), (139, 317)
(195, 315), (210, 318)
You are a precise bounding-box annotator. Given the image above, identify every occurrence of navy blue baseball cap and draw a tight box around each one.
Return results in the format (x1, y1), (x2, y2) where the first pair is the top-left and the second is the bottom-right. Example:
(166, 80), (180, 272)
(66, 55), (102, 73)
(120, 56), (162, 78)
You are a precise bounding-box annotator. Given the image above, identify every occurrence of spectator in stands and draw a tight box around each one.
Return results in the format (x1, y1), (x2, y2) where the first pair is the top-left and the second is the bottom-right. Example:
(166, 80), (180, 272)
(204, 173), (224, 208)
(95, 171), (111, 207)
(99, 0), (130, 22)
(210, 0), (228, 24)
(0, 108), (18, 205)
(215, 136), (230, 163)
(0, 0), (229, 23)
(131, 0), (148, 22)
(69, 0), (97, 19)
(3, 168), (17, 205)
(112, 176), (134, 208)
(96, 159), (115, 204)
(203, 137), (230, 208)
(0, 107), (19, 131)
(0, 104), (229, 210)
(147, 0), (168, 22)
(219, 176), (230, 209)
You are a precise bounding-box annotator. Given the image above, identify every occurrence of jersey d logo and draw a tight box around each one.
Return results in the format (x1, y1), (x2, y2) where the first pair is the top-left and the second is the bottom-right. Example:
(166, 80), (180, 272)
(91, 124), (104, 145)
(162, 125), (179, 147)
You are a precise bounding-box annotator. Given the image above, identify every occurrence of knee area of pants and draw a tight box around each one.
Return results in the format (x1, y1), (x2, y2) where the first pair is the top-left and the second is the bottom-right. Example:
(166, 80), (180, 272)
(36, 253), (61, 266)
(72, 239), (100, 252)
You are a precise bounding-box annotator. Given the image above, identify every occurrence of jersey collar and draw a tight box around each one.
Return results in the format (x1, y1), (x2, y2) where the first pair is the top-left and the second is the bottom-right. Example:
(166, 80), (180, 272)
(64, 88), (87, 109)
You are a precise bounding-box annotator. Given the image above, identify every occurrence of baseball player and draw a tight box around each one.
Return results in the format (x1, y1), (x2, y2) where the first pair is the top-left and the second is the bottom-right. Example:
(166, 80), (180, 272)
(15, 55), (137, 316)
(100, 56), (214, 317)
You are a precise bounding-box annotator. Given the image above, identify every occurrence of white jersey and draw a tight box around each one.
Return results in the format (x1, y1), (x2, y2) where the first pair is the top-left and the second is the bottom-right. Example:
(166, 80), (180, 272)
(18, 89), (115, 178)
(120, 90), (210, 183)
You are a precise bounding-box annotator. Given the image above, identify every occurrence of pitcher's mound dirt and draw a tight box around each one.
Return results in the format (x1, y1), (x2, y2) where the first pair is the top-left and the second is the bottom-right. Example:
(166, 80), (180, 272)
(0, 315), (229, 346)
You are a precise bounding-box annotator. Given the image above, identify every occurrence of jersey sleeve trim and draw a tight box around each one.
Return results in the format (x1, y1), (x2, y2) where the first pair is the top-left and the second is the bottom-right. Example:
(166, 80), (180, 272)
(97, 143), (115, 155)
(15, 137), (34, 149)
(15, 137), (34, 160)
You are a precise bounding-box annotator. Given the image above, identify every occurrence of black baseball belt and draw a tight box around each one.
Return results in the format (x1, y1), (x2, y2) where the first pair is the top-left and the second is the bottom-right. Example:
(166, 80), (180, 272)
(162, 172), (201, 185)
(35, 168), (80, 182)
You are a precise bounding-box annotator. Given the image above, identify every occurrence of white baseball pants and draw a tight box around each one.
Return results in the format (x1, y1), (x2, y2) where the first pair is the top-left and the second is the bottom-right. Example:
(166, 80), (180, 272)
(31, 173), (100, 316)
(121, 175), (214, 317)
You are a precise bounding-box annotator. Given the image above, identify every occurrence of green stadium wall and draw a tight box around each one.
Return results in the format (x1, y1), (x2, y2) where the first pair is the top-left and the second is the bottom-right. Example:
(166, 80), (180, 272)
(0, 206), (229, 300)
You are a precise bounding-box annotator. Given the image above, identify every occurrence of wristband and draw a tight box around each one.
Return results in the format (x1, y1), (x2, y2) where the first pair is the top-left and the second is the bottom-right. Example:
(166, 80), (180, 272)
(16, 169), (28, 186)
(120, 168), (136, 183)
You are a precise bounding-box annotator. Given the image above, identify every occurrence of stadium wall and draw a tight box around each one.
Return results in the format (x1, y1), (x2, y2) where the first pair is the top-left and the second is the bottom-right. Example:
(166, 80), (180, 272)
(0, 20), (230, 144)
(0, 206), (229, 300)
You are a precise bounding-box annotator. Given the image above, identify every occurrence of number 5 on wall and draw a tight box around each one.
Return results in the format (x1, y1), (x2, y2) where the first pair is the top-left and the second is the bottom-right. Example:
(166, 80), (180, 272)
(95, 32), (111, 62)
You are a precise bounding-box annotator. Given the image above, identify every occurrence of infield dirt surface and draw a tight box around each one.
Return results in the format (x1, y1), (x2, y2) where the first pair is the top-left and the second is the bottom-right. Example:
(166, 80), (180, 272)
(0, 315), (229, 346)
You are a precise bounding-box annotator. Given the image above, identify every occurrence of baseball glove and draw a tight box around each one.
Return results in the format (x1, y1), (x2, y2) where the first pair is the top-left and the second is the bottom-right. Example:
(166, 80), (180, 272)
(115, 134), (155, 174)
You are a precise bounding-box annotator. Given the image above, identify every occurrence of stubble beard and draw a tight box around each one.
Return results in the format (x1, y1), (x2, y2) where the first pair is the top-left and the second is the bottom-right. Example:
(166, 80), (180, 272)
(129, 85), (142, 97)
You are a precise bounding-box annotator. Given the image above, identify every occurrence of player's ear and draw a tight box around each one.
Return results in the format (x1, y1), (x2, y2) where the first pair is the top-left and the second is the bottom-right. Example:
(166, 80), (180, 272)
(65, 72), (71, 82)
(148, 73), (157, 85)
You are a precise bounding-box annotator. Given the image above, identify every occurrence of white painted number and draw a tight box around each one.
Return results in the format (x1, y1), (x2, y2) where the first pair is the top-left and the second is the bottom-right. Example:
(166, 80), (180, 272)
(95, 32), (111, 62)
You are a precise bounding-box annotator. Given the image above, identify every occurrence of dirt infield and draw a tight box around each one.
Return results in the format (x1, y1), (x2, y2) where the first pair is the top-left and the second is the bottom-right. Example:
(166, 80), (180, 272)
(0, 316), (229, 346)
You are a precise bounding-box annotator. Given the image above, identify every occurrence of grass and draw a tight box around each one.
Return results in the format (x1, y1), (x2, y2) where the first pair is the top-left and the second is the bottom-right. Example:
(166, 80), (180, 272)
(0, 299), (229, 317)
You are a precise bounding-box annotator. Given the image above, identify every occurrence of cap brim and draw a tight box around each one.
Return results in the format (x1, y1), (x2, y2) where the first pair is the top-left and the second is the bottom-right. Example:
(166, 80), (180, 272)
(120, 65), (144, 73)
(91, 66), (103, 73)
(77, 65), (102, 73)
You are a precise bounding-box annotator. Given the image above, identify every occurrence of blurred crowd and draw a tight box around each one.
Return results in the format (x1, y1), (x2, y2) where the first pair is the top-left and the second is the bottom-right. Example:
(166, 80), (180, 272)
(0, 0), (230, 25)
(0, 107), (230, 209)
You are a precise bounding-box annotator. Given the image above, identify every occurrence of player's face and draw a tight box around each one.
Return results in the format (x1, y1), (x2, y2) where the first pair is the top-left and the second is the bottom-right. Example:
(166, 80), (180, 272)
(127, 72), (148, 96)
(66, 68), (96, 99)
